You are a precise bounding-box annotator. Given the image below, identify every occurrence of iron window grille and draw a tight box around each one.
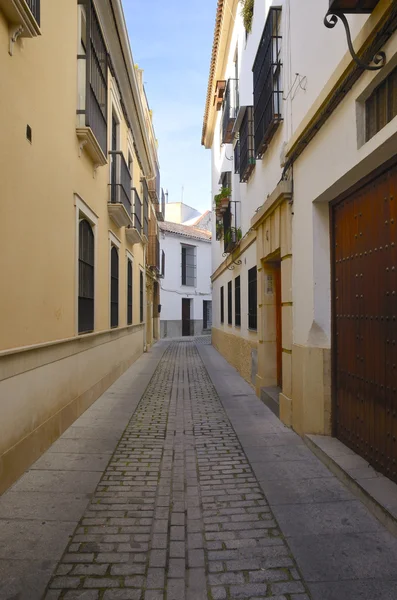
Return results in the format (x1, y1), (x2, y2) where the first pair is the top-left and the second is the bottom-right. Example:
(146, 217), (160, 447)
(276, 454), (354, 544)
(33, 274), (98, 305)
(235, 276), (241, 327)
(160, 250), (166, 279)
(181, 245), (196, 287)
(110, 246), (119, 328)
(220, 286), (225, 324)
(78, 219), (95, 334)
(127, 259), (133, 325)
(252, 7), (283, 159)
(234, 140), (240, 175)
(27, 0), (40, 24)
(223, 200), (239, 254)
(149, 162), (161, 203)
(109, 151), (132, 215)
(222, 78), (239, 144)
(248, 266), (258, 330)
(133, 188), (143, 235)
(142, 179), (149, 238)
(239, 106), (256, 182)
(140, 271), (144, 323)
(77, 0), (108, 155)
(366, 66), (397, 142)
(228, 281), (233, 325)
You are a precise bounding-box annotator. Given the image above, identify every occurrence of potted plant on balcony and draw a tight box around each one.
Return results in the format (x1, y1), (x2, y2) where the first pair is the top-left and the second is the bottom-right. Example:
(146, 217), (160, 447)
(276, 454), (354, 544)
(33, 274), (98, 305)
(242, 0), (254, 34)
(224, 226), (242, 253)
(216, 221), (224, 241)
(214, 186), (231, 217)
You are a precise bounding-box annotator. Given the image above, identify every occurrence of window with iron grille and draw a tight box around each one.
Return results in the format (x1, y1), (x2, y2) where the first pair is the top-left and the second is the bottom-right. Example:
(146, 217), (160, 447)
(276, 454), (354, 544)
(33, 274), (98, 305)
(110, 246), (119, 328)
(77, 0), (108, 155)
(78, 219), (95, 334)
(234, 140), (240, 174)
(140, 270), (144, 323)
(366, 66), (397, 142)
(239, 106), (256, 182)
(228, 281), (232, 325)
(235, 275), (241, 327)
(127, 259), (133, 325)
(221, 171), (232, 192)
(252, 7), (282, 158)
(142, 179), (149, 238)
(27, 0), (40, 25)
(181, 245), (196, 287)
(220, 286), (224, 324)
(248, 266), (257, 330)
(222, 78), (239, 144)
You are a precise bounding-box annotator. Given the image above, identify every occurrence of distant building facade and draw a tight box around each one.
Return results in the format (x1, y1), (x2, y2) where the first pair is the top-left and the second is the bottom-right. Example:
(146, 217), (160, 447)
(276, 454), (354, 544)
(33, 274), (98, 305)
(160, 210), (212, 338)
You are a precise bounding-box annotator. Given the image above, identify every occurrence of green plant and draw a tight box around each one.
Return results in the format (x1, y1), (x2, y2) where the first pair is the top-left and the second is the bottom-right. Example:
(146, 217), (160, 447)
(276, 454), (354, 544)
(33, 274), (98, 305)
(241, 0), (254, 34)
(216, 222), (224, 241)
(214, 186), (232, 207)
(224, 226), (242, 248)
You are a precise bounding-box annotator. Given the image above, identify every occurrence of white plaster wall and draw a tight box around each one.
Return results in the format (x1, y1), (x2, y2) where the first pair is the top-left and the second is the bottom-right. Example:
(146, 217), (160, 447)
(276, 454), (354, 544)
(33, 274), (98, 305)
(160, 231), (212, 323)
(292, 32), (397, 347)
(164, 203), (201, 225)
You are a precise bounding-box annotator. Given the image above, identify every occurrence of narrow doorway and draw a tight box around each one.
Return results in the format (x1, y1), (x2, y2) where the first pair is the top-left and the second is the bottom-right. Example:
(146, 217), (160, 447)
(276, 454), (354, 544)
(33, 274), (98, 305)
(182, 298), (191, 336)
(274, 264), (282, 388)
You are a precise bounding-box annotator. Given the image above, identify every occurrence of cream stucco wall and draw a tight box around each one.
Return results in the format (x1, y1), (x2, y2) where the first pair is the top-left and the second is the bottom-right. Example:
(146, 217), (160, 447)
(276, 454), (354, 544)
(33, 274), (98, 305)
(0, 0), (160, 492)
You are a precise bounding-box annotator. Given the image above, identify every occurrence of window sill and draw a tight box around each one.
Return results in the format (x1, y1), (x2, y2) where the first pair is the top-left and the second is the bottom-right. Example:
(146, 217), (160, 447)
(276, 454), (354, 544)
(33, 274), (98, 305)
(125, 226), (143, 246)
(248, 328), (258, 332)
(1, 0), (41, 38)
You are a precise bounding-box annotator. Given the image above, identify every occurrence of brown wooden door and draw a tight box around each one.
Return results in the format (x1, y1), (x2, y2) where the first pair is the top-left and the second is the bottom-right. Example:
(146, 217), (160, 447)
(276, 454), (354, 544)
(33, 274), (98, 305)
(332, 162), (397, 482)
(182, 299), (191, 336)
(275, 265), (282, 388)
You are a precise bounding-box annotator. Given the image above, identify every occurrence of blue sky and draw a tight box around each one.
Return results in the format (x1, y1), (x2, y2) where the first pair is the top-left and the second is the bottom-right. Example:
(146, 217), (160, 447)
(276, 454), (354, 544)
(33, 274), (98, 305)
(123, 0), (215, 214)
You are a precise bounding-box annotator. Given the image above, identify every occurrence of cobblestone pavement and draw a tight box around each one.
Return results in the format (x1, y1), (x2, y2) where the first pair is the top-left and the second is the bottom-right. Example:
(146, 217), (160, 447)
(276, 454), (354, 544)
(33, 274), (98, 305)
(44, 342), (310, 600)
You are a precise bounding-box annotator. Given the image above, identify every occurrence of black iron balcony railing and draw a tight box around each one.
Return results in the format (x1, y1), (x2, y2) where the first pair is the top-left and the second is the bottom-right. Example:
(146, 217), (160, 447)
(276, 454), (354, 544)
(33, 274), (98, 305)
(27, 0), (40, 24)
(234, 140), (240, 175)
(222, 78), (239, 144)
(77, 0), (108, 156)
(253, 8), (282, 158)
(239, 107), (256, 182)
(109, 151), (132, 215)
(142, 179), (149, 238)
(133, 188), (143, 235)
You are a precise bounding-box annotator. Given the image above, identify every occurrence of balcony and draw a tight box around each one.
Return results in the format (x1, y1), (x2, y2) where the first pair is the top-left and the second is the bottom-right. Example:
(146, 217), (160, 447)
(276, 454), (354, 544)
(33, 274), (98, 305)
(0, 0), (41, 40)
(126, 188), (143, 245)
(142, 179), (149, 241)
(76, 0), (108, 168)
(108, 152), (132, 229)
(222, 79), (239, 144)
(148, 162), (160, 203)
(328, 0), (380, 12)
(239, 107), (256, 183)
(214, 80), (226, 111)
(147, 235), (160, 272)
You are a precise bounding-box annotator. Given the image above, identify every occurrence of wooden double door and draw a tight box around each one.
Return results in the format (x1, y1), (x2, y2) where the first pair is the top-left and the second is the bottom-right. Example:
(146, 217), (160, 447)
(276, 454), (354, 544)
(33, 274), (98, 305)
(332, 162), (397, 482)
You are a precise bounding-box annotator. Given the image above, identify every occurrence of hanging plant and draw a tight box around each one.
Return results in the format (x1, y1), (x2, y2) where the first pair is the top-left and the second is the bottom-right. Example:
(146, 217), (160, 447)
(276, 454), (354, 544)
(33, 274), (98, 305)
(216, 222), (224, 241)
(241, 0), (254, 34)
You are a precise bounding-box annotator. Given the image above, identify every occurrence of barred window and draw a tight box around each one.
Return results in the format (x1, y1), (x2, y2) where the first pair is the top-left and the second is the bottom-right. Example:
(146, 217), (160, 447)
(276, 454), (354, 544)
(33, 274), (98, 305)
(140, 271), (144, 323)
(127, 259), (133, 325)
(248, 266), (257, 330)
(220, 286), (224, 324)
(181, 245), (196, 287)
(78, 219), (95, 334)
(239, 106), (256, 182)
(366, 66), (397, 142)
(235, 276), (241, 327)
(228, 281), (233, 325)
(252, 7), (282, 158)
(110, 246), (119, 328)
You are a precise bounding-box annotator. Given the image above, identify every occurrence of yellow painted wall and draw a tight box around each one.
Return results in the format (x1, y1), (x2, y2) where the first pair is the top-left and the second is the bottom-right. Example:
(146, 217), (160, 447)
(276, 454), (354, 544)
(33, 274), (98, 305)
(212, 327), (257, 387)
(0, 1), (160, 492)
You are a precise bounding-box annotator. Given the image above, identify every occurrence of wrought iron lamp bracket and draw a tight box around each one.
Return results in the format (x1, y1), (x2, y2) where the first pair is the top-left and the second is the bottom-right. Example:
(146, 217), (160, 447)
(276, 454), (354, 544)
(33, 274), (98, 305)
(324, 11), (386, 71)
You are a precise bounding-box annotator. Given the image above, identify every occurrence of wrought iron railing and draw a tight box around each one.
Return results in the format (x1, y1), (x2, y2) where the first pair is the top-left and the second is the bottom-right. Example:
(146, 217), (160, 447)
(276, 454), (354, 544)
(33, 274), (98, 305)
(133, 188), (143, 235)
(142, 179), (149, 238)
(239, 107), (256, 182)
(234, 140), (240, 175)
(27, 0), (40, 24)
(222, 78), (239, 144)
(253, 7), (282, 158)
(77, 0), (108, 156)
(109, 152), (132, 215)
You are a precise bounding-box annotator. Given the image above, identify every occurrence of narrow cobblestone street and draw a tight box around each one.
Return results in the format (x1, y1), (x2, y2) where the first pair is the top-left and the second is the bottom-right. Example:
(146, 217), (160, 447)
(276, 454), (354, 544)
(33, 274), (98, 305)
(2, 340), (397, 600)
